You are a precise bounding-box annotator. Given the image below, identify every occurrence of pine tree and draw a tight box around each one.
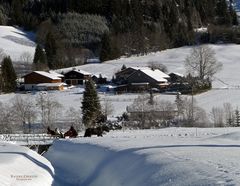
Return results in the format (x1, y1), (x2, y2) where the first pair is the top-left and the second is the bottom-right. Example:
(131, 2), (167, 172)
(33, 44), (47, 70)
(121, 64), (127, 71)
(11, 0), (24, 25)
(45, 32), (57, 69)
(215, 0), (231, 25)
(100, 33), (111, 61)
(1, 56), (17, 93)
(82, 79), (102, 128)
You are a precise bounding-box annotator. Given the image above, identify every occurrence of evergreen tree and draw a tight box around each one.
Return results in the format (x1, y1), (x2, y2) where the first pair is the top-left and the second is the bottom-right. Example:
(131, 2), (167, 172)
(82, 79), (102, 128)
(11, 0), (24, 25)
(175, 93), (184, 117)
(33, 44), (47, 70)
(121, 64), (127, 71)
(100, 33), (111, 61)
(45, 32), (57, 69)
(1, 56), (17, 93)
(215, 0), (231, 25)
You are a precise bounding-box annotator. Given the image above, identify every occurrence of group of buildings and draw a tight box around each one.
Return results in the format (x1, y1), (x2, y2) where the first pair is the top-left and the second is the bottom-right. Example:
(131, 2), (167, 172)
(22, 66), (184, 93)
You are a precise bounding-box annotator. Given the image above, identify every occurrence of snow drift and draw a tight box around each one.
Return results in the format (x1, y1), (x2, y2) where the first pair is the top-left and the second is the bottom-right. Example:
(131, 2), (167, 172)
(45, 128), (240, 186)
(0, 142), (54, 186)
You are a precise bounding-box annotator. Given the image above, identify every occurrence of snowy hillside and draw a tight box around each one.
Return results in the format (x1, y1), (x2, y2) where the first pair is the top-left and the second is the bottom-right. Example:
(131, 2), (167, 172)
(0, 142), (54, 186)
(0, 26), (36, 61)
(0, 44), (240, 118)
(53, 44), (240, 115)
(45, 127), (240, 186)
(57, 44), (240, 89)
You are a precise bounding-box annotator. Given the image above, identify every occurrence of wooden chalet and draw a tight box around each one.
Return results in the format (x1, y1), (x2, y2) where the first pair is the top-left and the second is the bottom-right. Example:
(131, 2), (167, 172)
(64, 69), (91, 85)
(125, 67), (170, 91)
(23, 71), (63, 91)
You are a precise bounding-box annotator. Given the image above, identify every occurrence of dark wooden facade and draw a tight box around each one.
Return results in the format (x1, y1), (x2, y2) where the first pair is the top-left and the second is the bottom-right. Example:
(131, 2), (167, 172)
(115, 68), (136, 84)
(24, 72), (61, 84)
(64, 70), (91, 85)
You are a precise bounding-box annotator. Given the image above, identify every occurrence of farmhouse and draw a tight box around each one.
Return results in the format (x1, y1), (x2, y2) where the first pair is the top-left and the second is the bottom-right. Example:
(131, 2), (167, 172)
(23, 71), (63, 91)
(64, 69), (91, 85)
(116, 67), (169, 91)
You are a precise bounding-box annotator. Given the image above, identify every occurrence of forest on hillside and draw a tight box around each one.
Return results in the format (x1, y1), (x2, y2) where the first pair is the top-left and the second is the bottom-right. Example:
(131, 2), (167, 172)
(0, 0), (239, 69)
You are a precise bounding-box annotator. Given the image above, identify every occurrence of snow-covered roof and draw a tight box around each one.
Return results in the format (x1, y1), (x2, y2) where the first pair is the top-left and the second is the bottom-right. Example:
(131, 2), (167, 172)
(139, 69), (169, 82)
(34, 71), (61, 80)
(49, 70), (64, 78)
(169, 72), (184, 77)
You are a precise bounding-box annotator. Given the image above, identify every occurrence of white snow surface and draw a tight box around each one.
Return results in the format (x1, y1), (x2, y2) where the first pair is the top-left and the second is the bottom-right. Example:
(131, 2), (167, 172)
(0, 26), (36, 61)
(45, 127), (240, 186)
(1, 44), (240, 117)
(0, 142), (54, 186)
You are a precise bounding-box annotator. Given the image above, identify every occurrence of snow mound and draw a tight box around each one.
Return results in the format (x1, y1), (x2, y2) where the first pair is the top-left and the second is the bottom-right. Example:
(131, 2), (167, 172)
(0, 142), (54, 186)
(45, 140), (209, 186)
(45, 128), (240, 186)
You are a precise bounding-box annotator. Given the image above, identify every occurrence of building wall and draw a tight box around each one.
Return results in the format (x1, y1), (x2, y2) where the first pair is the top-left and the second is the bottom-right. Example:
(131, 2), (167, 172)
(127, 70), (158, 85)
(24, 72), (61, 84)
(64, 71), (91, 85)
(115, 68), (136, 80)
(24, 84), (37, 91)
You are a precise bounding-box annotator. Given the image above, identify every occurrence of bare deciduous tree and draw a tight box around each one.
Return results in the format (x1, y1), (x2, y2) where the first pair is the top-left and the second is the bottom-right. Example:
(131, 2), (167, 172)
(127, 94), (176, 128)
(11, 95), (37, 133)
(185, 45), (222, 81)
(181, 97), (208, 127)
(0, 48), (6, 62)
(36, 93), (62, 129)
(20, 52), (33, 64)
(66, 107), (83, 131)
(102, 98), (114, 118)
(210, 107), (224, 127)
(223, 102), (234, 127)
(148, 61), (168, 72)
(127, 94), (151, 129)
(0, 102), (13, 133)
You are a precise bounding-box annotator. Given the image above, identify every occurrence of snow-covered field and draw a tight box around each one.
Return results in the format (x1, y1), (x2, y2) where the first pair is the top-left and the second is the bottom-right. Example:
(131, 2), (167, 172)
(1, 25), (240, 185)
(0, 142), (54, 186)
(0, 44), (240, 117)
(45, 127), (240, 186)
(0, 26), (36, 61)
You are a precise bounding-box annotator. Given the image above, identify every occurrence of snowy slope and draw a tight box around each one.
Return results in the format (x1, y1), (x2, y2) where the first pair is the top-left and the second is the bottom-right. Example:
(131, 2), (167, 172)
(45, 127), (240, 186)
(0, 44), (240, 118)
(0, 142), (54, 186)
(53, 44), (240, 114)
(0, 26), (36, 61)
(56, 44), (240, 89)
